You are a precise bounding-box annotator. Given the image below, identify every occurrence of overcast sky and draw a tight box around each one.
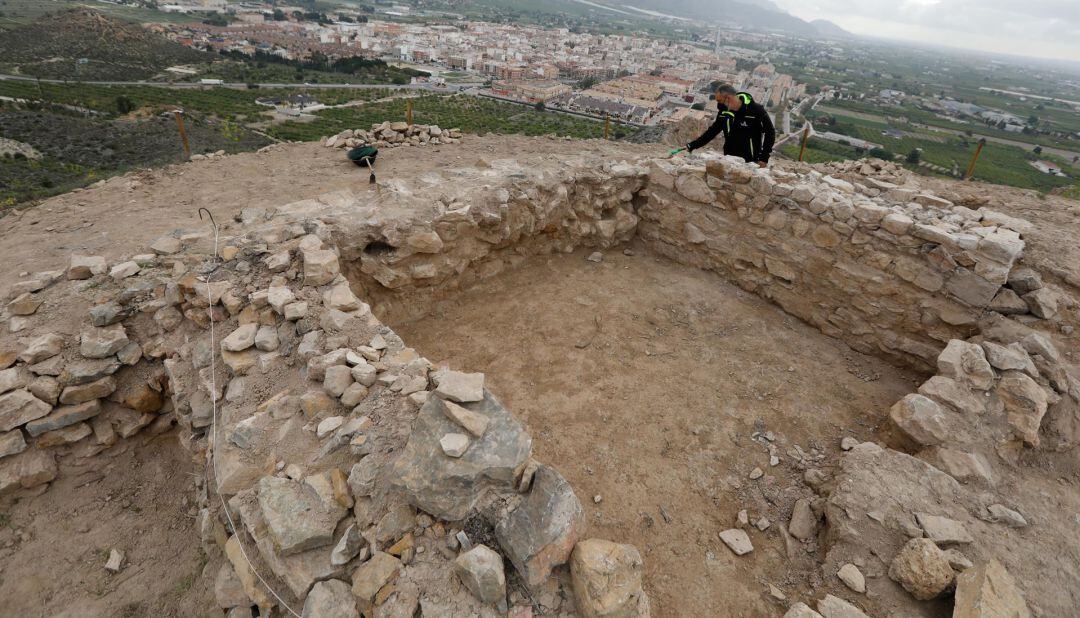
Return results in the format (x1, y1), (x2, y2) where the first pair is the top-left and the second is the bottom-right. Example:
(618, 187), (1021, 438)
(772, 0), (1080, 62)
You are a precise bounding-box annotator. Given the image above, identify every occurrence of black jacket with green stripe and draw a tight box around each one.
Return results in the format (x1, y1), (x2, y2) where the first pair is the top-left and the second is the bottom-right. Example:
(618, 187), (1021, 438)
(686, 92), (776, 163)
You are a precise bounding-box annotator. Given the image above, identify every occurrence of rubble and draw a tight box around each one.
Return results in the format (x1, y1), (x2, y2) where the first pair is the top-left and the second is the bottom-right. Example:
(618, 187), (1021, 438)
(324, 123), (463, 150)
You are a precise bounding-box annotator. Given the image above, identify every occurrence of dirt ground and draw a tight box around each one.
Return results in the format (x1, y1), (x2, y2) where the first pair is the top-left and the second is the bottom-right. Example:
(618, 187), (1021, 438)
(0, 431), (215, 618)
(0, 136), (640, 293)
(390, 245), (923, 617)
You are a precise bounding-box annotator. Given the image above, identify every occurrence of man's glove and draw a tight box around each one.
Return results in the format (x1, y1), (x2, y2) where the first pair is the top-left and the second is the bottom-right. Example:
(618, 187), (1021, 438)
(669, 147), (687, 156)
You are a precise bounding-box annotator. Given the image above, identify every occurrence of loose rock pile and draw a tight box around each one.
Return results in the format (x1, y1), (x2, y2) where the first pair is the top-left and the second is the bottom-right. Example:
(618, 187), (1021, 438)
(324, 123), (463, 150)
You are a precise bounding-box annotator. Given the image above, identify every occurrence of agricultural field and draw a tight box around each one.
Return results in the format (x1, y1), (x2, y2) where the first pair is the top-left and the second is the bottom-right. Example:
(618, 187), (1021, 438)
(795, 107), (1080, 192)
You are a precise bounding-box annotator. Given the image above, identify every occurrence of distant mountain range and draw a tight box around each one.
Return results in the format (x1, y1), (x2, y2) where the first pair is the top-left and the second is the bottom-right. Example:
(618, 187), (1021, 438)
(609, 0), (850, 37)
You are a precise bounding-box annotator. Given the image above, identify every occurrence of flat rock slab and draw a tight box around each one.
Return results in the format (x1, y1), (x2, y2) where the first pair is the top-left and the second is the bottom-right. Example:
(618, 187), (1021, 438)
(719, 529), (754, 556)
(954, 559), (1031, 618)
(0, 389), (52, 432)
(257, 476), (346, 556)
(434, 370), (485, 403)
(351, 551), (402, 604)
(0, 449), (57, 494)
(392, 391), (531, 520)
(817, 594), (868, 618)
(915, 512), (974, 545)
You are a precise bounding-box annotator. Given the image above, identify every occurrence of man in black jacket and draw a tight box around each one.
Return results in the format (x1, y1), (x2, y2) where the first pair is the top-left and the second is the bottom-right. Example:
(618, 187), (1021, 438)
(684, 84), (775, 167)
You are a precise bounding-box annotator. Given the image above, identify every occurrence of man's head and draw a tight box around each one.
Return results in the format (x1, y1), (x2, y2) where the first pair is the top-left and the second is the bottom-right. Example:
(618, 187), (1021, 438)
(714, 84), (738, 109)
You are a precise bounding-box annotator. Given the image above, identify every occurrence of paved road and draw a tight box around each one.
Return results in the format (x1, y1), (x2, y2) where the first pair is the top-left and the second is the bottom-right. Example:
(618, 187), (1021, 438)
(0, 73), (456, 92)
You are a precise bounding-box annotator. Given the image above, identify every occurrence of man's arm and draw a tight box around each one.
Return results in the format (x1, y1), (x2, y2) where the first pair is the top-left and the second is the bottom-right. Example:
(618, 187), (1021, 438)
(758, 105), (776, 163)
(687, 109), (732, 152)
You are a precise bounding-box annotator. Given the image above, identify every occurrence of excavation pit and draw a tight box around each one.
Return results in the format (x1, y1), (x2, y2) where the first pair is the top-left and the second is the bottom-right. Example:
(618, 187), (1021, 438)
(383, 247), (921, 614)
(2, 143), (1078, 617)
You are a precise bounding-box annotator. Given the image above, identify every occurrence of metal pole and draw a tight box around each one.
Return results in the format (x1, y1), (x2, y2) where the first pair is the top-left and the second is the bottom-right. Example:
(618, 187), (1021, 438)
(173, 110), (191, 160)
(604, 115), (610, 140)
(964, 138), (986, 181)
(797, 124), (810, 162)
(406, 100), (413, 126)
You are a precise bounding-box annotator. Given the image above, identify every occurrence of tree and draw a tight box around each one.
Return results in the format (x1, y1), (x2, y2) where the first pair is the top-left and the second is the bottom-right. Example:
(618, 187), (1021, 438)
(1033, 146), (1043, 155)
(906, 148), (921, 165)
(534, 101), (546, 112)
(577, 77), (598, 90)
(115, 95), (135, 114)
(868, 147), (893, 160)
(1027, 114), (1038, 126)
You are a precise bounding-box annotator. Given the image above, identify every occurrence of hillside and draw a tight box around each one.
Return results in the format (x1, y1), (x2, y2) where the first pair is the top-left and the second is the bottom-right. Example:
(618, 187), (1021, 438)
(599, 0), (848, 36)
(0, 8), (209, 81)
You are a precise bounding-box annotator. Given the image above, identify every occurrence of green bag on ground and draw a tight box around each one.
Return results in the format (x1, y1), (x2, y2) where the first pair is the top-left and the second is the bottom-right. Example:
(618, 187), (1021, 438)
(347, 145), (378, 166)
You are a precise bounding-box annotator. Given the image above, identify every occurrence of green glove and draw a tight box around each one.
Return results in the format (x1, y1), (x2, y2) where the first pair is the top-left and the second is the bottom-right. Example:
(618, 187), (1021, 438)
(669, 147), (686, 156)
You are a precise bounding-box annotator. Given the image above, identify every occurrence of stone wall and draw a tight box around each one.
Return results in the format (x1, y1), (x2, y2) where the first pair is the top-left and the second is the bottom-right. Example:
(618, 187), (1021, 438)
(636, 155), (1030, 371)
(2, 148), (1072, 618)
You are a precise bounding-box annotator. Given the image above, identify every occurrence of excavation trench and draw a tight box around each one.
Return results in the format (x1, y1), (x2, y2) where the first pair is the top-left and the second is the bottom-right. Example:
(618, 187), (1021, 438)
(355, 244), (923, 615)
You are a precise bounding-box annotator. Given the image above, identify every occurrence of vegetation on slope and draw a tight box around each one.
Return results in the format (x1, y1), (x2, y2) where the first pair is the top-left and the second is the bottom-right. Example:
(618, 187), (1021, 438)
(0, 8), (209, 80)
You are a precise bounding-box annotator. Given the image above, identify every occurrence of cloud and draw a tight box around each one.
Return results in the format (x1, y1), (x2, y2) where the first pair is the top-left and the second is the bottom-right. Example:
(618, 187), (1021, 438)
(774, 0), (1080, 61)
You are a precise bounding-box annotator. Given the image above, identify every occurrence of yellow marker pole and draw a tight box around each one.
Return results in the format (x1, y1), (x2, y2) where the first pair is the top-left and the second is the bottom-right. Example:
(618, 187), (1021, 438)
(604, 115), (611, 140)
(172, 110), (191, 160)
(965, 138), (986, 181)
(798, 124), (810, 162)
(406, 100), (413, 126)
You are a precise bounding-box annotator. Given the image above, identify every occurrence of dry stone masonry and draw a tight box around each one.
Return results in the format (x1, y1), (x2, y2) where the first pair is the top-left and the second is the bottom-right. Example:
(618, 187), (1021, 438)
(324, 123), (463, 150)
(2, 147), (1076, 617)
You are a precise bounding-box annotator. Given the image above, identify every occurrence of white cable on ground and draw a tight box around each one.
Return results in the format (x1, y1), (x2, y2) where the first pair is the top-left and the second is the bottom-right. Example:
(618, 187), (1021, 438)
(199, 210), (303, 618)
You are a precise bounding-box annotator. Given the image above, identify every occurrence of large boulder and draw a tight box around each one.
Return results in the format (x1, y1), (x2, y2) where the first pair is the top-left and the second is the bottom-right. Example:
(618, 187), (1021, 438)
(570, 538), (650, 618)
(496, 464), (585, 589)
(392, 391), (531, 520)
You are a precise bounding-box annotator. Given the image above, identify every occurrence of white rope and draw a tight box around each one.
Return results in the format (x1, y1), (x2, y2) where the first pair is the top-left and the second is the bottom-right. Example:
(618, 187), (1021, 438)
(199, 211), (303, 618)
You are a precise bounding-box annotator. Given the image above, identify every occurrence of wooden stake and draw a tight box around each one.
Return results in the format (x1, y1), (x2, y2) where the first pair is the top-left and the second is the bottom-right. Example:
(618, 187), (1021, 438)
(173, 110), (191, 161)
(798, 124), (810, 162)
(406, 100), (413, 126)
(965, 138), (986, 181)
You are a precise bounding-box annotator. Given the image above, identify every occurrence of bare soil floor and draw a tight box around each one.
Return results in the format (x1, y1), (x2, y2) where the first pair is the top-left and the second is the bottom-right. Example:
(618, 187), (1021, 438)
(0, 136), (639, 294)
(390, 245), (923, 617)
(0, 432), (215, 618)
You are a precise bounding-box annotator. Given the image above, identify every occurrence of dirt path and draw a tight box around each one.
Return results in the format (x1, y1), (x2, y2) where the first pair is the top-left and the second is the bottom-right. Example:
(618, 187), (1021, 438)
(390, 246), (922, 617)
(0, 432), (215, 618)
